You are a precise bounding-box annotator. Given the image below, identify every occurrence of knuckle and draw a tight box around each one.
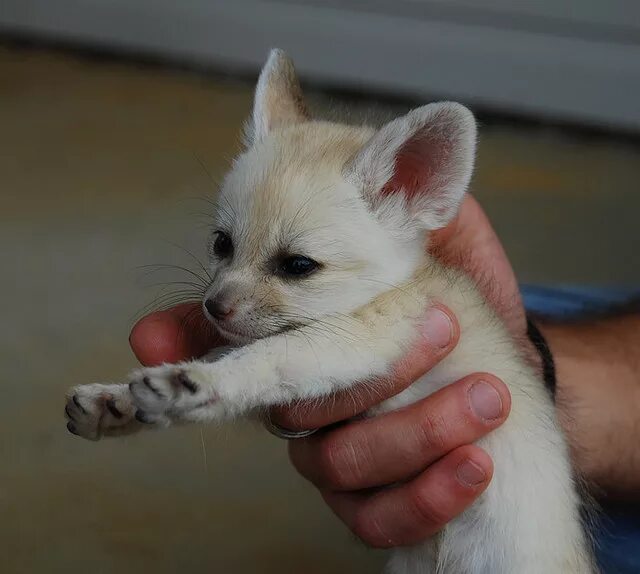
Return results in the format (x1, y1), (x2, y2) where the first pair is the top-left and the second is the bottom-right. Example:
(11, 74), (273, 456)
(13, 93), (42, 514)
(318, 438), (360, 490)
(409, 485), (450, 530)
(416, 410), (450, 454)
(351, 507), (392, 548)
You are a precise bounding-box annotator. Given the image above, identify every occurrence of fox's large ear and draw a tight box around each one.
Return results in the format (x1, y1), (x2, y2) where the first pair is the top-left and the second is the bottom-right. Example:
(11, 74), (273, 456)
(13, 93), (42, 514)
(246, 49), (309, 146)
(344, 102), (476, 230)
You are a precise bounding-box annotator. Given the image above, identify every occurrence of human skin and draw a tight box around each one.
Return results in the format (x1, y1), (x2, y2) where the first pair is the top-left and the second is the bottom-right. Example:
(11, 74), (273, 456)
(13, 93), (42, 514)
(130, 195), (639, 547)
(540, 315), (640, 498)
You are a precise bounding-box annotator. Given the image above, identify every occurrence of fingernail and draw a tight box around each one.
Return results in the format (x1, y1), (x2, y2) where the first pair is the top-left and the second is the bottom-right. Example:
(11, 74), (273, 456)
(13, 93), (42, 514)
(469, 381), (503, 421)
(456, 459), (487, 487)
(422, 307), (453, 349)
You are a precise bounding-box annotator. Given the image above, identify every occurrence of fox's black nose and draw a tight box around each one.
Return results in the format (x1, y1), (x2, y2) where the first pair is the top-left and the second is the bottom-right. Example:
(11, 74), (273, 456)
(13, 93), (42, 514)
(204, 298), (234, 321)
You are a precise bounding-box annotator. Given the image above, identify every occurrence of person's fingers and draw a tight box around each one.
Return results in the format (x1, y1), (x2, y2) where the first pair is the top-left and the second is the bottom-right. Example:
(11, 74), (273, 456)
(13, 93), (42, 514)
(289, 374), (509, 490)
(270, 305), (459, 431)
(129, 303), (222, 367)
(322, 444), (493, 548)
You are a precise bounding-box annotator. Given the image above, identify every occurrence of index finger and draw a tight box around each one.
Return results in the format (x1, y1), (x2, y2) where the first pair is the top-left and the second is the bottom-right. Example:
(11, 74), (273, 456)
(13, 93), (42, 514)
(270, 305), (459, 431)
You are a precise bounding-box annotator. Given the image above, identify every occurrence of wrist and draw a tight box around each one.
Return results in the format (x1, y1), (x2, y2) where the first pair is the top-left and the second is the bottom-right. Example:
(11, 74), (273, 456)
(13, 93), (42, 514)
(538, 319), (640, 498)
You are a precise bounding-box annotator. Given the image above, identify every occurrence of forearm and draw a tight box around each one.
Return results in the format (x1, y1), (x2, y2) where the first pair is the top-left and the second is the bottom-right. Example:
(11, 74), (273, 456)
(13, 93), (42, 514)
(539, 313), (640, 498)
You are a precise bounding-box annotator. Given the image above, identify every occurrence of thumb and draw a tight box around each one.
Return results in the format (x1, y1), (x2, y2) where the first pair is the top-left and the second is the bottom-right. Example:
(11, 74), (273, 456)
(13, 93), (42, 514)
(129, 303), (221, 366)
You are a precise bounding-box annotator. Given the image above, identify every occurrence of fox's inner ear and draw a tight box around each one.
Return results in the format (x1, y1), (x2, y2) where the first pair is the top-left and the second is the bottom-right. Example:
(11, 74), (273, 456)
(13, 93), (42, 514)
(345, 102), (477, 230)
(246, 49), (309, 146)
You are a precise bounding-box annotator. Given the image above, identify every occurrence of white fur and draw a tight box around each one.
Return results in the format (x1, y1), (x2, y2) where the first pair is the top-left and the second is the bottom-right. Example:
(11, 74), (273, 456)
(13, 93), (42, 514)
(66, 50), (595, 573)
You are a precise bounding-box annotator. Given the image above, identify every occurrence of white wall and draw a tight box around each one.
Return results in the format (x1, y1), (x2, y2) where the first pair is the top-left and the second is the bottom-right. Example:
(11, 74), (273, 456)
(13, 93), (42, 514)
(2, 0), (639, 131)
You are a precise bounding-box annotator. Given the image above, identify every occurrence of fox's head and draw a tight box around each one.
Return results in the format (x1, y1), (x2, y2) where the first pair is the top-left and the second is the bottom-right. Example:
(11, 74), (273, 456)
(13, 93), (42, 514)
(203, 50), (476, 343)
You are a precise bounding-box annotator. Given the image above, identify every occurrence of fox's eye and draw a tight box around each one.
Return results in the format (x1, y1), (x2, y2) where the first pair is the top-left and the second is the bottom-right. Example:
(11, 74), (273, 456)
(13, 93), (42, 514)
(278, 255), (320, 278)
(212, 231), (233, 258)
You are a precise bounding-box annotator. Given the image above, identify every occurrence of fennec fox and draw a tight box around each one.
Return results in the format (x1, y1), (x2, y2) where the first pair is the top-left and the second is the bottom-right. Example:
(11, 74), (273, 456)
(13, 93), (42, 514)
(65, 50), (594, 573)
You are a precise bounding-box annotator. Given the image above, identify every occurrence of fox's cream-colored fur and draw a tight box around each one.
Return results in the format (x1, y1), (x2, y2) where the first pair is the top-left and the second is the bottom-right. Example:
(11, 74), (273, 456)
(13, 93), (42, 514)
(65, 50), (595, 573)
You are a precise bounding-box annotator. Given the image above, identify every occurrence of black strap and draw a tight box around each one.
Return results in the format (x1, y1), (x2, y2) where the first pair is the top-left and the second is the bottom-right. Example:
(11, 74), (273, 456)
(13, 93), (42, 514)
(526, 317), (557, 399)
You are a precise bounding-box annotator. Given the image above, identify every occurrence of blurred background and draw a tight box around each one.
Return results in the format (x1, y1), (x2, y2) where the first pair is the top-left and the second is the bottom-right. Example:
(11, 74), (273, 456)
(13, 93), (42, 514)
(1, 2), (639, 573)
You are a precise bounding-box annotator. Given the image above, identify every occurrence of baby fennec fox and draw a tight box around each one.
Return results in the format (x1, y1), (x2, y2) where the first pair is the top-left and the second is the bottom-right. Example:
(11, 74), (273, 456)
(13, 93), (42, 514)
(65, 50), (594, 573)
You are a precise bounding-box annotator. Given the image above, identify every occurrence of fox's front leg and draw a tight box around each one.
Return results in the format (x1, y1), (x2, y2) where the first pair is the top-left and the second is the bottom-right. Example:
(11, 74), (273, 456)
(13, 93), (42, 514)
(63, 348), (234, 440)
(65, 383), (144, 440)
(65, 312), (416, 439)
(64, 367), (218, 439)
(126, 312), (416, 426)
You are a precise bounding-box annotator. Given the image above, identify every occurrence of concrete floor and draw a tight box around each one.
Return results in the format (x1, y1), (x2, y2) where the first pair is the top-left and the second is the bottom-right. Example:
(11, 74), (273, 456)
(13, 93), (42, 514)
(1, 44), (639, 574)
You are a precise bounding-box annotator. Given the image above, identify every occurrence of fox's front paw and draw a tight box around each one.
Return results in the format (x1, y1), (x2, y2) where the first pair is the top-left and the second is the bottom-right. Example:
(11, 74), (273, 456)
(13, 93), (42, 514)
(128, 364), (218, 423)
(65, 383), (140, 440)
